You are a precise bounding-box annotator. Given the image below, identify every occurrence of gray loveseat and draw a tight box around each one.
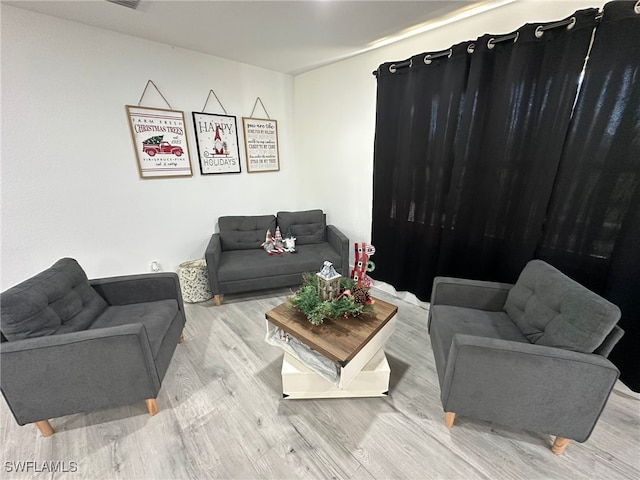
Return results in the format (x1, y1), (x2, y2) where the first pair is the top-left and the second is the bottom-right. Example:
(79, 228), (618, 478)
(0, 258), (186, 436)
(205, 209), (349, 305)
(428, 259), (624, 454)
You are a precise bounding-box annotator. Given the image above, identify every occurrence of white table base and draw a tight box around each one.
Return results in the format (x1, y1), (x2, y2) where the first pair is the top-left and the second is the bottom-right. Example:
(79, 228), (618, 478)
(281, 348), (390, 399)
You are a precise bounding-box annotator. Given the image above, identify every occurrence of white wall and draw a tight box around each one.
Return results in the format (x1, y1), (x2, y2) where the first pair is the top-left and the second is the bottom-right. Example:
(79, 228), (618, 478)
(294, 0), (606, 268)
(1, 1), (607, 290)
(0, 5), (297, 289)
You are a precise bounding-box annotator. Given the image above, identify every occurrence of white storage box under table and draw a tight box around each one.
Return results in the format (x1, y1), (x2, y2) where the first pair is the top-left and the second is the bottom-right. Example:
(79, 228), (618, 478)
(265, 297), (398, 399)
(282, 348), (391, 399)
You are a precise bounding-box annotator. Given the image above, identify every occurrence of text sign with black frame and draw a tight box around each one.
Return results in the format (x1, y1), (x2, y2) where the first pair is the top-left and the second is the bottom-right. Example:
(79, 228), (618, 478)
(192, 112), (241, 174)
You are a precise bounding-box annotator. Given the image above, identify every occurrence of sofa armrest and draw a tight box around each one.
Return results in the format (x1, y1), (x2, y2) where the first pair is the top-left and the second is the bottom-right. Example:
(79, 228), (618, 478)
(441, 334), (619, 442)
(428, 277), (513, 331)
(204, 233), (222, 295)
(430, 277), (513, 310)
(90, 273), (184, 312)
(326, 225), (349, 275)
(0, 324), (160, 425)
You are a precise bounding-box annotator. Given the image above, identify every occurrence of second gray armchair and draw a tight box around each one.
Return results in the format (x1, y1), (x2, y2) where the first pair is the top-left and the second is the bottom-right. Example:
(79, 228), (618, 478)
(428, 259), (623, 454)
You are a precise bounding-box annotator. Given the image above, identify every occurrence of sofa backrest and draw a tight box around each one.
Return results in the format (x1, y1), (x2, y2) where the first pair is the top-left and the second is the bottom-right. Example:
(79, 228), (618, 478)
(219, 215), (276, 251)
(0, 258), (107, 341)
(277, 209), (326, 245)
(504, 259), (621, 354)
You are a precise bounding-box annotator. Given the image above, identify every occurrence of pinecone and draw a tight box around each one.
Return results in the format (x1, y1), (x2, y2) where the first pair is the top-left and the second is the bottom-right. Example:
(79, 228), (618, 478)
(352, 284), (370, 304)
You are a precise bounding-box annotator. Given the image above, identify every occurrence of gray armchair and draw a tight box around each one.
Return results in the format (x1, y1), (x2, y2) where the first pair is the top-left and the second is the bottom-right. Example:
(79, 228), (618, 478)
(0, 258), (186, 436)
(427, 259), (623, 454)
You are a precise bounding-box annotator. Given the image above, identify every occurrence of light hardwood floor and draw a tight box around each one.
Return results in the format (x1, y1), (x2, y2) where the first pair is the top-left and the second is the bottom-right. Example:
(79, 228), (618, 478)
(1, 288), (639, 479)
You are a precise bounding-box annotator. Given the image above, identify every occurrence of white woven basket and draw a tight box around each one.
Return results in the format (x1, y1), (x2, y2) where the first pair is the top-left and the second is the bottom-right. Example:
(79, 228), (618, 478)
(177, 259), (213, 303)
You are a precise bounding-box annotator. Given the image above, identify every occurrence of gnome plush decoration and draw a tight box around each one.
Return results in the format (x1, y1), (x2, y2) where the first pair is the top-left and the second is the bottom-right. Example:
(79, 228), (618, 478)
(261, 229), (282, 255)
(283, 235), (297, 253)
(283, 227), (297, 253)
(274, 226), (286, 253)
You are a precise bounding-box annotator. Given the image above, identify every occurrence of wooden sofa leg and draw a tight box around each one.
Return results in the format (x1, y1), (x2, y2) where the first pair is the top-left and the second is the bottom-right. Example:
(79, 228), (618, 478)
(35, 420), (54, 437)
(178, 333), (184, 344)
(551, 436), (570, 455)
(445, 412), (456, 428)
(146, 399), (158, 416)
(214, 294), (221, 306)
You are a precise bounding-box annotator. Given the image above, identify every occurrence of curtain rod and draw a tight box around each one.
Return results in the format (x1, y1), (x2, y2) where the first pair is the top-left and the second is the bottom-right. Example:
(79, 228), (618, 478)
(487, 31), (519, 49)
(489, 15), (581, 48)
(373, 10), (601, 76)
(372, 48), (453, 76)
(424, 49), (452, 64)
(535, 16), (577, 38)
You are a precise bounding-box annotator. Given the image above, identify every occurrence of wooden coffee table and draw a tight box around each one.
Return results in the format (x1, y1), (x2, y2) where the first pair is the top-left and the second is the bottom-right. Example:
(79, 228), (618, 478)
(265, 297), (398, 399)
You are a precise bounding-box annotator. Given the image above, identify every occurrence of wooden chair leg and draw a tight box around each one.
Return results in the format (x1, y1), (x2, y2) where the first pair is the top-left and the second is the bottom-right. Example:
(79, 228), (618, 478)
(178, 333), (184, 344)
(214, 294), (221, 306)
(444, 412), (456, 428)
(146, 399), (158, 416)
(34, 420), (54, 437)
(551, 436), (570, 454)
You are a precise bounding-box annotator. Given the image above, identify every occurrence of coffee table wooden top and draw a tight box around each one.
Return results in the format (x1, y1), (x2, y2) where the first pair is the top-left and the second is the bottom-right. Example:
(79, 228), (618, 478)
(265, 297), (398, 366)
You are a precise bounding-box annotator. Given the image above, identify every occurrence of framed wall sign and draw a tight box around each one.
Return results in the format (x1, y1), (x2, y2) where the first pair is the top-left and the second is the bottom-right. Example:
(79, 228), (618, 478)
(126, 105), (193, 178)
(192, 112), (241, 174)
(242, 117), (280, 173)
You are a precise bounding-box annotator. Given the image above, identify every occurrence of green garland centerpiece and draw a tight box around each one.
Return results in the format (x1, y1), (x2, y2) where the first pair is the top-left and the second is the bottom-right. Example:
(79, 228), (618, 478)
(291, 271), (374, 326)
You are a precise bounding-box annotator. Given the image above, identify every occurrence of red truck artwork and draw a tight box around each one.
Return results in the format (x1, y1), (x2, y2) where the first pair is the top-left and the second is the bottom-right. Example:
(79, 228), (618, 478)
(142, 140), (183, 157)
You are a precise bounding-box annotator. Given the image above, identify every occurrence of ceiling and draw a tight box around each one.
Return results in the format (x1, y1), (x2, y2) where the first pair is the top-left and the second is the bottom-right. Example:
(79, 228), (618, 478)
(5, 0), (510, 75)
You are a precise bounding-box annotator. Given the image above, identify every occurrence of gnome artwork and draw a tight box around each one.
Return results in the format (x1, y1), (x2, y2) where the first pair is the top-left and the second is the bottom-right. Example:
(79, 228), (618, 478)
(193, 112), (240, 174)
(213, 125), (225, 155)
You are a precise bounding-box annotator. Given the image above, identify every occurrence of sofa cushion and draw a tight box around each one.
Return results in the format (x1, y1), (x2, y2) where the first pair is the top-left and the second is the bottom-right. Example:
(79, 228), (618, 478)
(277, 210), (326, 245)
(431, 305), (529, 346)
(88, 299), (178, 357)
(219, 215), (276, 251)
(0, 258), (108, 341)
(429, 305), (528, 387)
(504, 259), (621, 353)
(218, 243), (341, 283)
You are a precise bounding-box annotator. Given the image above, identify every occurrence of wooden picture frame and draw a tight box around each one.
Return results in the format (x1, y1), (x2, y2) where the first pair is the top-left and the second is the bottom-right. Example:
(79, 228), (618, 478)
(242, 117), (280, 173)
(192, 112), (241, 174)
(126, 105), (193, 178)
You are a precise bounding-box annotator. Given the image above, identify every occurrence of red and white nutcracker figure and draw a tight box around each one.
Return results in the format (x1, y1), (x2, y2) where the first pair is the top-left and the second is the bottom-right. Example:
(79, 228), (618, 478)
(351, 243), (376, 287)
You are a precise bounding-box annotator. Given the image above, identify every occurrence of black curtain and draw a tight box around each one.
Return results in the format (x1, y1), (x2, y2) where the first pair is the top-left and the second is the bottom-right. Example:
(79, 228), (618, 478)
(372, 42), (472, 299)
(437, 9), (599, 283)
(535, 1), (640, 390)
(371, 1), (640, 390)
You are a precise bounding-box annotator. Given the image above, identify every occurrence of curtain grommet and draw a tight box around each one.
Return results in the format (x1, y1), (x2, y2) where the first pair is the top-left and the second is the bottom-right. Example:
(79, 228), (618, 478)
(424, 49), (452, 65)
(488, 31), (519, 49)
(467, 43), (475, 54)
(389, 64), (397, 74)
(635, 1), (640, 14)
(536, 16), (577, 38)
